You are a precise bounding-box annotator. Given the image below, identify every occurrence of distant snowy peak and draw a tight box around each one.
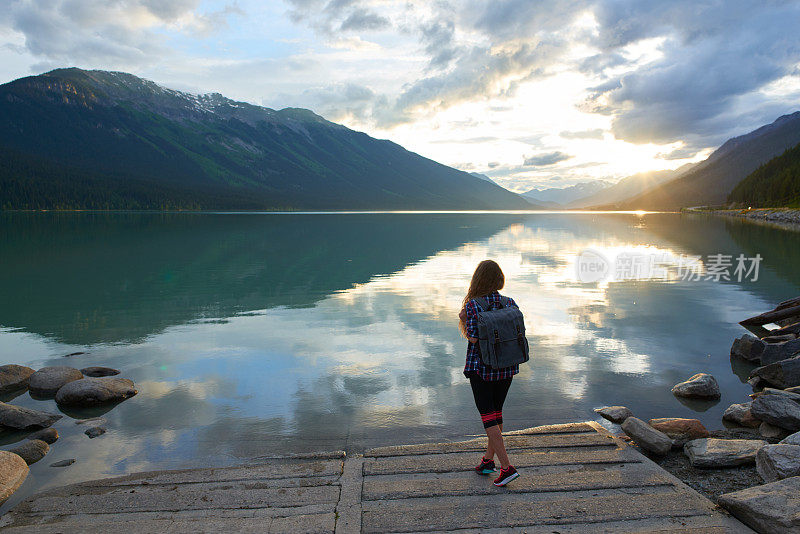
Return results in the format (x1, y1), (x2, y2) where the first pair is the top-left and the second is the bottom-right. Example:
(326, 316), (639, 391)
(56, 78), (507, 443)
(522, 180), (612, 205)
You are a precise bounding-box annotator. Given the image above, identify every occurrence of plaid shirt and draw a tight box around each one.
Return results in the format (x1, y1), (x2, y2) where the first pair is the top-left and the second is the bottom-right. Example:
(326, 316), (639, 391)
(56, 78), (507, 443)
(463, 291), (520, 381)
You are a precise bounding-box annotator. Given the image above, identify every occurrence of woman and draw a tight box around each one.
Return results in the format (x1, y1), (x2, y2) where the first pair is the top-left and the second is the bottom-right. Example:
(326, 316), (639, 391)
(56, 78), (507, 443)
(458, 259), (520, 487)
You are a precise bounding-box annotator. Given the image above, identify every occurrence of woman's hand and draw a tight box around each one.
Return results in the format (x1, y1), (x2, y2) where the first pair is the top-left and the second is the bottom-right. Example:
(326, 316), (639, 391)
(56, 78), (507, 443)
(458, 308), (467, 322)
(467, 337), (478, 344)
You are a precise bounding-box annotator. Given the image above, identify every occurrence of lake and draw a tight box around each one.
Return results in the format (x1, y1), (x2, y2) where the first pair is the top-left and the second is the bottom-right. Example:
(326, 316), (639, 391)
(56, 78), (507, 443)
(1, 211), (799, 511)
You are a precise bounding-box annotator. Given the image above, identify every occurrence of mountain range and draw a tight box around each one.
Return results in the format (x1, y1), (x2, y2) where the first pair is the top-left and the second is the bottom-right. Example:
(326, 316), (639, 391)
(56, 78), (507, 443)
(521, 180), (612, 206)
(0, 68), (532, 210)
(609, 112), (800, 210)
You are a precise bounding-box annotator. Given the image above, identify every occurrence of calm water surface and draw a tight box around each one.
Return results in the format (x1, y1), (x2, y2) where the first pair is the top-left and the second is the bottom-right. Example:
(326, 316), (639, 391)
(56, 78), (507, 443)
(1, 211), (799, 511)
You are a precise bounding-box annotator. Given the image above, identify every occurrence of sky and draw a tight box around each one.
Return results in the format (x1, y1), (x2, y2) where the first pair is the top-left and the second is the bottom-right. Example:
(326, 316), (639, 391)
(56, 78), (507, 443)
(1, 0), (800, 193)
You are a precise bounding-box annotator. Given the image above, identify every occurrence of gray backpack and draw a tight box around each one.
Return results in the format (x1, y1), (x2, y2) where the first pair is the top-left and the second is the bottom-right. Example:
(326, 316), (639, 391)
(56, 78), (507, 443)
(475, 296), (529, 369)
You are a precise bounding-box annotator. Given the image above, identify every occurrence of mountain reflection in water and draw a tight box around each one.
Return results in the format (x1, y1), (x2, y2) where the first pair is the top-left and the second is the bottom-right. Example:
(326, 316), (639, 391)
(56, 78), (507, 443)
(0, 211), (798, 512)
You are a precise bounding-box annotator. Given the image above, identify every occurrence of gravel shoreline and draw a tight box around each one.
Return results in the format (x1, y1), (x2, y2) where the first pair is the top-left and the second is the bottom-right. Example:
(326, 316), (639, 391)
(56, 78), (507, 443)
(703, 207), (800, 228)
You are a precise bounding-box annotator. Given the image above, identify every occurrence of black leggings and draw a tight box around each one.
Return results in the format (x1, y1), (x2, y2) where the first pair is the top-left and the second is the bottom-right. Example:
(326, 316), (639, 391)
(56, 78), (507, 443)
(469, 373), (512, 429)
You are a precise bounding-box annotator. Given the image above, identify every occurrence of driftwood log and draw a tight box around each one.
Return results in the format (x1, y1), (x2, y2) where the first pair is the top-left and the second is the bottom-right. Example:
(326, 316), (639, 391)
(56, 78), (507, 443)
(740, 296), (800, 338)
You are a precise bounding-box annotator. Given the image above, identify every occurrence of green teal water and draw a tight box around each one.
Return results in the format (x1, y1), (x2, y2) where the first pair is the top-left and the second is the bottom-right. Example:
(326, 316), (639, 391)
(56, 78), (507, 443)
(0, 211), (798, 510)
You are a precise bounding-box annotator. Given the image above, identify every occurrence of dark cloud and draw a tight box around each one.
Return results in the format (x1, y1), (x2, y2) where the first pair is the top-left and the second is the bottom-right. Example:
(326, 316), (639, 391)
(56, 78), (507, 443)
(585, 0), (800, 147)
(524, 151), (572, 166)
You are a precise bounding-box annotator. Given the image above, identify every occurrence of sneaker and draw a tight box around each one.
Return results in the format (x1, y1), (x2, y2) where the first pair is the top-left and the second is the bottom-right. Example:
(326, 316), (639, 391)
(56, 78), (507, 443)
(493, 465), (519, 486)
(475, 457), (496, 475)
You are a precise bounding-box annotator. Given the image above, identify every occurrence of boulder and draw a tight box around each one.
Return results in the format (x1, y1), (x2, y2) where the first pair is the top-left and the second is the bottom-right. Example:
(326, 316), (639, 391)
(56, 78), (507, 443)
(648, 418), (709, 447)
(0, 450), (28, 504)
(85, 426), (106, 439)
(760, 387), (800, 402)
(719, 477), (800, 533)
(722, 402), (761, 428)
(50, 459), (75, 467)
(786, 385), (800, 394)
(9, 439), (49, 465)
(759, 338), (800, 366)
(671, 373), (721, 399)
(780, 431), (800, 446)
(756, 444), (800, 482)
(0, 365), (35, 395)
(760, 422), (790, 440)
(594, 405), (633, 424)
(731, 334), (765, 362)
(0, 401), (62, 430)
(751, 393), (800, 432)
(750, 355), (800, 389)
(55, 377), (137, 407)
(683, 438), (767, 467)
(748, 376), (766, 390)
(80, 366), (120, 378)
(620, 417), (672, 455)
(28, 366), (83, 398)
(27, 427), (58, 444)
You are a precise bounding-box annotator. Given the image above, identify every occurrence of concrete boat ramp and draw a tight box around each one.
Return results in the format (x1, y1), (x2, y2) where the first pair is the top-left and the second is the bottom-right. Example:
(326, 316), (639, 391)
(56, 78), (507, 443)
(0, 422), (751, 533)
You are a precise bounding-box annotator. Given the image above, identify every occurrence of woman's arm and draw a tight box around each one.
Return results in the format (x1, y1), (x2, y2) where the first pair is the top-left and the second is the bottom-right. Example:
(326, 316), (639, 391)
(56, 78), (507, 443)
(464, 301), (479, 344)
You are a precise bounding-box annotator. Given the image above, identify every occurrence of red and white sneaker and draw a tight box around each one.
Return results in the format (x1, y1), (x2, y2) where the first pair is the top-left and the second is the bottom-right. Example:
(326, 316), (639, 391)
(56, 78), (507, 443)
(475, 457), (496, 475)
(493, 465), (519, 486)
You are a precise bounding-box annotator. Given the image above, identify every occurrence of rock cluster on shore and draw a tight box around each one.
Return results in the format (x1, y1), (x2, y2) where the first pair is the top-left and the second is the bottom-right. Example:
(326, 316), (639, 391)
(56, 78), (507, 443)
(598, 298), (800, 532)
(0, 361), (134, 505)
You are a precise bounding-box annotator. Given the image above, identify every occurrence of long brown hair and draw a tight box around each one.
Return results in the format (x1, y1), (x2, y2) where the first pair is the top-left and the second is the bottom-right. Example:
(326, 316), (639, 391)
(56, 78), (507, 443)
(459, 260), (505, 337)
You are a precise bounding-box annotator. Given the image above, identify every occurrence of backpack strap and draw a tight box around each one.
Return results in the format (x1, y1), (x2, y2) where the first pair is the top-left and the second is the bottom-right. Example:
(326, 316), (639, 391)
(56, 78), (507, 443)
(475, 297), (490, 311)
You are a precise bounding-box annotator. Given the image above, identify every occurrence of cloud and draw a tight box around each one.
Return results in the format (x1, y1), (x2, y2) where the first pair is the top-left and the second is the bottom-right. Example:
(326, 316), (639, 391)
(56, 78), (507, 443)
(583, 0), (800, 147)
(524, 151), (572, 166)
(285, 0), (395, 35)
(340, 11), (389, 31)
(264, 82), (379, 122)
(1, 0), (240, 69)
(560, 129), (604, 139)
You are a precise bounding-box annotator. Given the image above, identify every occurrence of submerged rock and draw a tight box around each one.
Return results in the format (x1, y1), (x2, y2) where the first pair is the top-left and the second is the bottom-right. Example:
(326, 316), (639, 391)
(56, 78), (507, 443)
(620, 417), (671, 455)
(751, 393), (800, 432)
(722, 402), (761, 428)
(594, 405), (633, 424)
(683, 438), (767, 467)
(84, 426), (106, 439)
(719, 477), (800, 534)
(648, 418), (709, 447)
(75, 417), (107, 426)
(79, 367), (120, 378)
(756, 444), (800, 482)
(671, 373), (721, 399)
(750, 355), (800, 389)
(55, 377), (137, 407)
(0, 365), (35, 395)
(9, 439), (49, 465)
(49, 459), (75, 467)
(27, 427), (58, 444)
(0, 401), (62, 430)
(0, 450), (28, 505)
(28, 366), (83, 398)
